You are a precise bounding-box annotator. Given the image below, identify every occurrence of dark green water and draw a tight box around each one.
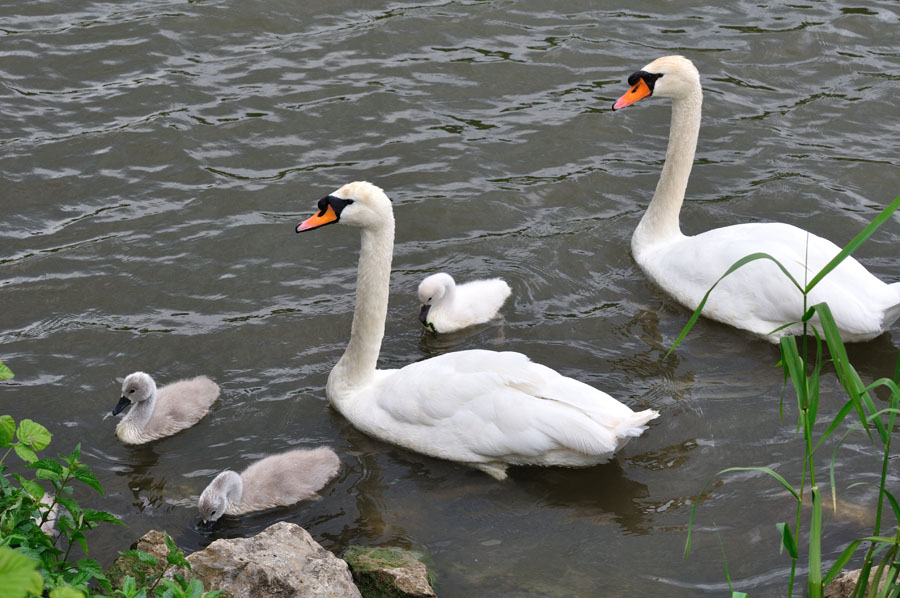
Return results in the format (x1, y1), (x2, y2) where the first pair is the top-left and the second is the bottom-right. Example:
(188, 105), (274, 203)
(2, 1), (899, 595)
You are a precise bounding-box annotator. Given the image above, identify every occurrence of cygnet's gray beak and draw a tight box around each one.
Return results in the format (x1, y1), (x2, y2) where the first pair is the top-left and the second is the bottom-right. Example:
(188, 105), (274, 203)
(198, 518), (215, 530)
(418, 304), (430, 326)
(111, 396), (131, 416)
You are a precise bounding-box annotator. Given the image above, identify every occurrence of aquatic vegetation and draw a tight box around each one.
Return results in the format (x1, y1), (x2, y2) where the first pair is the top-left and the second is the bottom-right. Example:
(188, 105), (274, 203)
(678, 195), (900, 597)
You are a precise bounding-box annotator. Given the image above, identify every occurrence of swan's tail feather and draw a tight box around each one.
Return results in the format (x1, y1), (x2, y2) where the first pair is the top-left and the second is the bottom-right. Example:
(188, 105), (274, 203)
(616, 409), (659, 439)
(883, 284), (900, 330)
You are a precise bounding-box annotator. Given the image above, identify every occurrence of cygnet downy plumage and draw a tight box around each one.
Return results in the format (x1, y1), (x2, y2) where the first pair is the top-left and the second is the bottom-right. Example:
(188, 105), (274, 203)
(418, 272), (511, 333)
(198, 447), (340, 523)
(112, 371), (219, 445)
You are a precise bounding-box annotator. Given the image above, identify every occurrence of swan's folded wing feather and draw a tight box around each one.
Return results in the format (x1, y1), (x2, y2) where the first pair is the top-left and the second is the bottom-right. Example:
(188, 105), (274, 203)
(370, 350), (655, 463)
(646, 222), (899, 338)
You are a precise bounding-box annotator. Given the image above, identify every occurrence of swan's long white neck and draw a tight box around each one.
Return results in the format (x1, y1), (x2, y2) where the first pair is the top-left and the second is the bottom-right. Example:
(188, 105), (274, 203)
(632, 85), (702, 253)
(327, 217), (395, 402)
(123, 392), (156, 430)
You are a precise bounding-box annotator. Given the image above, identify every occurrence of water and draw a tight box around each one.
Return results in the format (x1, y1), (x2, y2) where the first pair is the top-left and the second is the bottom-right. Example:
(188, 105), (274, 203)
(2, 0), (899, 595)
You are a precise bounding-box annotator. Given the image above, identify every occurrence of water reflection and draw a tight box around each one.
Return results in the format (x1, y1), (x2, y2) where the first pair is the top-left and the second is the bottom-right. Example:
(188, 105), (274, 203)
(416, 320), (509, 358)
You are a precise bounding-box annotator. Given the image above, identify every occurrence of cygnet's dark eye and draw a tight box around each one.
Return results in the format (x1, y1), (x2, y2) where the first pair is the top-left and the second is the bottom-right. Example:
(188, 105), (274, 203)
(129, 389), (135, 394)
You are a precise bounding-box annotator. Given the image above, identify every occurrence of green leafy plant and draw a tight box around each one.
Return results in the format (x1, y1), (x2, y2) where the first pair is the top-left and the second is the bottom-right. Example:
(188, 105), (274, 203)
(1, 414), (223, 598)
(0, 358), (13, 381)
(111, 534), (223, 598)
(1, 415), (121, 597)
(678, 194), (900, 598)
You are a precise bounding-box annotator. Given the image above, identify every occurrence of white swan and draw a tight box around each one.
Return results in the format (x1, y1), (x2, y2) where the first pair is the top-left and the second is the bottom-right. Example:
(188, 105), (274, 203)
(296, 181), (658, 480)
(198, 447), (340, 523)
(612, 55), (900, 343)
(112, 372), (219, 444)
(418, 272), (511, 333)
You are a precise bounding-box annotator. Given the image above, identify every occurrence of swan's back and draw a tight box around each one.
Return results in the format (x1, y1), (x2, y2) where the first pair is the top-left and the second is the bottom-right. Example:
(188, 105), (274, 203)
(339, 350), (657, 477)
(145, 376), (219, 438)
(237, 447), (341, 512)
(639, 222), (900, 341)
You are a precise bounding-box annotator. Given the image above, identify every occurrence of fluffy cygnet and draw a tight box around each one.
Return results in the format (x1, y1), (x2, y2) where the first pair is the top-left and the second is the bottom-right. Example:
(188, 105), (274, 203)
(418, 272), (511, 333)
(198, 447), (340, 523)
(112, 372), (219, 445)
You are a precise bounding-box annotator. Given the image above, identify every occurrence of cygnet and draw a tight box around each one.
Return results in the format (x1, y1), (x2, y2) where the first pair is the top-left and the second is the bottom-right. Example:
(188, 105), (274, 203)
(198, 447), (340, 523)
(418, 272), (511, 333)
(112, 372), (219, 445)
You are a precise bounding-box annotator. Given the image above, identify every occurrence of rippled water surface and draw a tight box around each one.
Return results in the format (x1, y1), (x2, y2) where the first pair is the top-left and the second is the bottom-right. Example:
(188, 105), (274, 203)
(2, 1), (900, 595)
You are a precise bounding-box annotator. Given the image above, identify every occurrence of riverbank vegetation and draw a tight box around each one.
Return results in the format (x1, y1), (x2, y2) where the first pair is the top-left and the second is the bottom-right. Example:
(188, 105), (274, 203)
(681, 195), (900, 597)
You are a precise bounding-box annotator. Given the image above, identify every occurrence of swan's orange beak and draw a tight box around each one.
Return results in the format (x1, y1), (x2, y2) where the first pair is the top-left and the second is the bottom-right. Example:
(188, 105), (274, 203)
(296, 203), (338, 232)
(613, 78), (652, 110)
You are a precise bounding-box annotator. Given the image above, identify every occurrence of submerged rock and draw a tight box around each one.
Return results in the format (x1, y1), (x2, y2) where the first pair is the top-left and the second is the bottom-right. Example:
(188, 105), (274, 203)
(186, 521), (362, 598)
(343, 546), (436, 598)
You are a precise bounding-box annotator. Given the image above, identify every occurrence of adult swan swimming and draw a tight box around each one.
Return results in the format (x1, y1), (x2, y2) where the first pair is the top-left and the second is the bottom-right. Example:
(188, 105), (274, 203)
(296, 181), (658, 480)
(613, 55), (900, 343)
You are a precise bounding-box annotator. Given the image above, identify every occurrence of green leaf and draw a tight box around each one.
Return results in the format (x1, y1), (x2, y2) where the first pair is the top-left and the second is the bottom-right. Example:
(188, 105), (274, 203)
(0, 360), (13, 381)
(164, 534), (190, 570)
(183, 577), (205, 598)
(49, 587), (86, 598)
(13, 444), (37, 464)
(0, 416), (15, 446)
(18, 478), (45, 501)
(71, 466), (104, 496)
(776, 522), (799, 559)
(16, 420), (51, 451)
(120, 549), (160, 567)
(29, 459), (65, 477)
(83, 509), (123, 526)
(0, 547), (43, 598)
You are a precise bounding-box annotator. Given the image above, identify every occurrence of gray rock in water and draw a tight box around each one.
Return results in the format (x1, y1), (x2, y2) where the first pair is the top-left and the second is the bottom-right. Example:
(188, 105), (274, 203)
(343, 546), (436, 598)
(186, 521), (362, 598)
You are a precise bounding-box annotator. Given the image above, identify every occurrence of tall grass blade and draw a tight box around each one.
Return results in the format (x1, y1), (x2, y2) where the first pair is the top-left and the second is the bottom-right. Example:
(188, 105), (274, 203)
(824, 537), (900, 585)
(809, 486), (823, 598)
(685, 466), (800, 559)
(815, 303), (884, 442)
(804, 194), (900, 293)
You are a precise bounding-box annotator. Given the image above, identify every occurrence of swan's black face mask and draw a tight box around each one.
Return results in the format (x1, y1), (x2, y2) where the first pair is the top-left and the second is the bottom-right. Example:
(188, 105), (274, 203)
(612, 71), (663, 110)
(296, 195), (354, 232)
(627, 70), (662, 92)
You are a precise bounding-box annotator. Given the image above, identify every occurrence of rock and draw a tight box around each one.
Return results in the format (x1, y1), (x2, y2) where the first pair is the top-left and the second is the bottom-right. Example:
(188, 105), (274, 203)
(343, 546), (436, 598)
(106, 529), (173, 589)
(825, 569), (887, 598)
(185, 521), (362, 598)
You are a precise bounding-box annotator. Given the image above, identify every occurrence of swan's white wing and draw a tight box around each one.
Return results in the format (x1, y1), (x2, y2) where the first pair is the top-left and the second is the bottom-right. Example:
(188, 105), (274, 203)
(639, 222), (900, 340)
(360, 350), (656, 467)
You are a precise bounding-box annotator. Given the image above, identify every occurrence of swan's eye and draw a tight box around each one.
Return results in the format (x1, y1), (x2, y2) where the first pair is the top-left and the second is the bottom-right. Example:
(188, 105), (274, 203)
(128, 389), (135, 394)
(627, 70), (663, 92)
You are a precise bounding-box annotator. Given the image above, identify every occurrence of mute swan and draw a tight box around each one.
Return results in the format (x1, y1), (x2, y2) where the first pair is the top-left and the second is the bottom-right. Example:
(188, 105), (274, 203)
(112, 372), (219, 444)
(418, 272), (512, 333)
(198, 447), (340, 523)
(296, 181), (658, 480)
(612, 55), (900, 343)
